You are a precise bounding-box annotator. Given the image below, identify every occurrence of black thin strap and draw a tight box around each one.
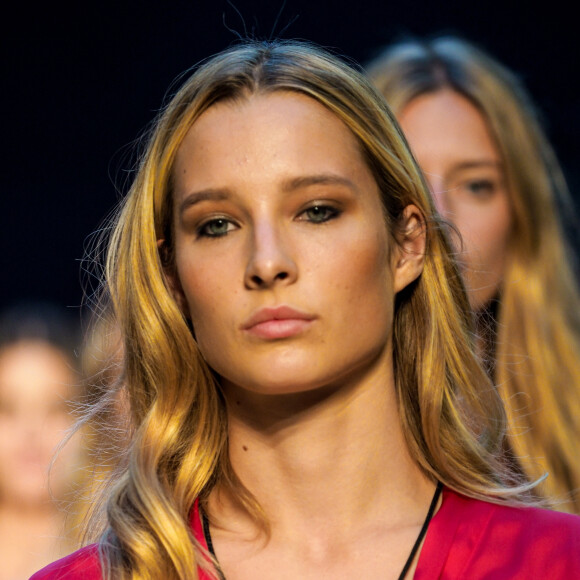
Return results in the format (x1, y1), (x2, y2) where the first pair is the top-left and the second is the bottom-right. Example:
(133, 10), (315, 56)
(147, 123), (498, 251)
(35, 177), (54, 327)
(397, 481), (443, 580)
(201, 481), (443, 580)
(201, 508), (226, 580)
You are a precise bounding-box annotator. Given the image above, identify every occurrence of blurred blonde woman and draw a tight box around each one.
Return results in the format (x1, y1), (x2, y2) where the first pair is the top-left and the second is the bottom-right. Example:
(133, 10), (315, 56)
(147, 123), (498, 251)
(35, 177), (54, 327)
(32, 40), (580, 580)
(366, 34), (580, 513)
(0, 303), (84, 579)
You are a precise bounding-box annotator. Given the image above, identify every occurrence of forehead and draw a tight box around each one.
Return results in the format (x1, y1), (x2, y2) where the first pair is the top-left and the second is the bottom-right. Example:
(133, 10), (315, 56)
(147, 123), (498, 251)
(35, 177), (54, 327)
(172, 91), (372, 192)
(398, 89), (500, 169)
(0, 342), (74, 401)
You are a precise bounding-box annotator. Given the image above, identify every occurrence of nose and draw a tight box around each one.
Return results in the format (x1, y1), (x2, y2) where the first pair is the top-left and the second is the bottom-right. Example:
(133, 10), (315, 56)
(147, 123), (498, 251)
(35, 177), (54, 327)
(17, 412), (44, 446)
(244, 221), (298, 289)
(427, 177), (449, 218)
(431, 189), (447, 216)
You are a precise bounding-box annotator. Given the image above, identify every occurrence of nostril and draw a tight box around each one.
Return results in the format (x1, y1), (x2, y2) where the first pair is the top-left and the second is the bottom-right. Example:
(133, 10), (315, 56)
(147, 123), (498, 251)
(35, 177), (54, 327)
(249, 270), (289, 288)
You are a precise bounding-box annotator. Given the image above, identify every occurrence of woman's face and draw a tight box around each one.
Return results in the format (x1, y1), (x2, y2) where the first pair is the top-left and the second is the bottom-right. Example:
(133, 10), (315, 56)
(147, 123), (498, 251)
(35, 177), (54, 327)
(169, 92), (420, 396)
(0, 341), (79, 506)
(398, 89), (513, 309)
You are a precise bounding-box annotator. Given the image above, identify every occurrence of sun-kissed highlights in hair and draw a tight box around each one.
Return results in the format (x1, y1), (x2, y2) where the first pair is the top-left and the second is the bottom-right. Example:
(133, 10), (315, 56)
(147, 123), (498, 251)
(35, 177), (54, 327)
(366, 35), (580, 513)
(85, 40), (536, 579)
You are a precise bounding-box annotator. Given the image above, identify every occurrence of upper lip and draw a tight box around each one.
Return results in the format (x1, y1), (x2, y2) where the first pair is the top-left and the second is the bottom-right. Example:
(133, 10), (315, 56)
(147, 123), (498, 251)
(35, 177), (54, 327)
(241, 306), (316, 330)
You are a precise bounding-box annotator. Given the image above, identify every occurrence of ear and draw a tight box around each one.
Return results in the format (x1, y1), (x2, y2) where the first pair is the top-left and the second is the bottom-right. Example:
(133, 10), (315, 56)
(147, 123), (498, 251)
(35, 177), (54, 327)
(392, 205), (426, 294)
(157, 239), (190, 316)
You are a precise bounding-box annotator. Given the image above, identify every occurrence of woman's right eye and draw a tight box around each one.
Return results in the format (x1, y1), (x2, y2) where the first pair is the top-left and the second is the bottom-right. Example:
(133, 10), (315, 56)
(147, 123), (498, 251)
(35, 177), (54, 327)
(461, 179), (497, 199)
(197, 218), (236, 238)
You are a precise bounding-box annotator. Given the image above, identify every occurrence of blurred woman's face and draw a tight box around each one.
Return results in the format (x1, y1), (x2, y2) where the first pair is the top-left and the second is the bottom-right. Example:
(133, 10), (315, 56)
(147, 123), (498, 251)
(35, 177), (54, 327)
(398, 89), (513, 309)
(0, 342), (79, 507)
(169, 92), (420, 397)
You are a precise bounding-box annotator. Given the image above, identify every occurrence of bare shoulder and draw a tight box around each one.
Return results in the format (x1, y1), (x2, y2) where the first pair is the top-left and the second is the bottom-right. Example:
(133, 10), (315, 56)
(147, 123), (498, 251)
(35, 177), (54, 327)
(28, 544), (102, 580)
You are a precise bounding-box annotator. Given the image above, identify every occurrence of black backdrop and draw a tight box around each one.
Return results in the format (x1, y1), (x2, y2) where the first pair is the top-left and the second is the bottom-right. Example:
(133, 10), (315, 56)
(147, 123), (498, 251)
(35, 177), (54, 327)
(2, 0), (578, 322)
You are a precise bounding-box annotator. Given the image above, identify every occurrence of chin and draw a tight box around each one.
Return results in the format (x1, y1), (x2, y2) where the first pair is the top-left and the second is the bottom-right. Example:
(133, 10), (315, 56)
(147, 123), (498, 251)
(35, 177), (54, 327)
(221, 366), (337, 397)
(3, 485), (52, 506)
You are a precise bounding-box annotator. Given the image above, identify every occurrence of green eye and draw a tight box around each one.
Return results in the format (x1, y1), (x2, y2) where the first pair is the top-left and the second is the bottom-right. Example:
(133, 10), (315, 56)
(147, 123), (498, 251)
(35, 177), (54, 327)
(198, 218), (234, 238)
(303, 205), (340, 223)
(464, 180), (495, 197)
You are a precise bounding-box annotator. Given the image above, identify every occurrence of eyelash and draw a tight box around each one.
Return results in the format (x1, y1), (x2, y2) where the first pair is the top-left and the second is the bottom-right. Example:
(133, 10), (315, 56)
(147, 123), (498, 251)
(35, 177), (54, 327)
(298, 204), (341, 224)
(196, 217), (237, 238)
(462, 179), (497, 197)
(196, 204), (341, 239)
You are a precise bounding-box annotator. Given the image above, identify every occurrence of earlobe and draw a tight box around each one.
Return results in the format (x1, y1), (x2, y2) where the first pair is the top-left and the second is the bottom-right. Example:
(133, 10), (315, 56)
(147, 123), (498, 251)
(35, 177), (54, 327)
(393, 205), (426, 294)
(157, 239), (190, 316)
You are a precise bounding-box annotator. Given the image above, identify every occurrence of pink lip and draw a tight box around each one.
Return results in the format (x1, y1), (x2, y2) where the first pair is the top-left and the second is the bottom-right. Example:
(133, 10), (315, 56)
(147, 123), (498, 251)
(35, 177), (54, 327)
(242, 306), (316, 339)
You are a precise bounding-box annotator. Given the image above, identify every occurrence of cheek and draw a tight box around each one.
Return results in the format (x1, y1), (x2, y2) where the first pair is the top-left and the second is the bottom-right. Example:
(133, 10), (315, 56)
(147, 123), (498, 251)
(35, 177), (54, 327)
(328, 232), (393, 313)
(177, 253), (223, 314)
(458, 199), (513, 263)
(312, 220), (394, 331)
(43, 414), (75, 446)
(0, 423), (15, 458)
(455, 197), (513, 308)
(177, 259), (243, 348)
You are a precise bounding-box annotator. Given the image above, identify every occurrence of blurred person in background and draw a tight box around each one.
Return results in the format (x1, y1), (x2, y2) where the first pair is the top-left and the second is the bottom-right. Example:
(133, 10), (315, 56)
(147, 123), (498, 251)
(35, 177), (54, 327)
(366, 34), (580, 513)
(0, 302), (84, 579)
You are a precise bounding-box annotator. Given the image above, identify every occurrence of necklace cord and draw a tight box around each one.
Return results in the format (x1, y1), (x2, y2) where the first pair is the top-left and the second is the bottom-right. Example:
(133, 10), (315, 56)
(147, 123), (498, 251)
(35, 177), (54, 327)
(202, 509), (226, 580)
(397, 480), (443, 580)
(201, 480), (443, 580)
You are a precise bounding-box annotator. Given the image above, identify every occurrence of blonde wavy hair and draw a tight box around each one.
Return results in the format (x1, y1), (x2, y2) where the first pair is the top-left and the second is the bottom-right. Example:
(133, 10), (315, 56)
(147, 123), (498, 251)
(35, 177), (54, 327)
(86, 39), (537, 579)
(366, 34), (580, 513)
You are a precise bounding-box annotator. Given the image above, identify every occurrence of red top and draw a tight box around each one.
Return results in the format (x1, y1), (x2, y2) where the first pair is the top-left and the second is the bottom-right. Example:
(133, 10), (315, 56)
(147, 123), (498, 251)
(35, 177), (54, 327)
(29, 488), (580, 579)
(415, 488), (580, 579)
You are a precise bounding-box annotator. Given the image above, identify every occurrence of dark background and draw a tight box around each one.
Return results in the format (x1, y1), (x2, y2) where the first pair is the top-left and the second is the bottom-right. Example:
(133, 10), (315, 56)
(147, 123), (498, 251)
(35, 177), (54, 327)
(2, 1), (578, 326)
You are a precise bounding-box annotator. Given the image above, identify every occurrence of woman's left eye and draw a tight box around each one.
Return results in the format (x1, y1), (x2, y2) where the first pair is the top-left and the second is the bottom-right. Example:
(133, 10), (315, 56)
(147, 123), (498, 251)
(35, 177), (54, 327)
(299, 205), (341, 223)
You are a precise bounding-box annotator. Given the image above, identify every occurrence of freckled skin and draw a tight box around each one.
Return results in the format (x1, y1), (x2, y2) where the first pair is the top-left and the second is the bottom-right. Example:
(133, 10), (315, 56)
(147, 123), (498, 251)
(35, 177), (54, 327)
(171, 92), (406, 397)
(399, 90), (513, 309)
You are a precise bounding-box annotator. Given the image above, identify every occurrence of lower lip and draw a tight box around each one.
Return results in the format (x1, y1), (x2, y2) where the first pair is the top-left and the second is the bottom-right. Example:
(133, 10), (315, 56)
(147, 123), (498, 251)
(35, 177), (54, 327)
(245, 319), (313, 339)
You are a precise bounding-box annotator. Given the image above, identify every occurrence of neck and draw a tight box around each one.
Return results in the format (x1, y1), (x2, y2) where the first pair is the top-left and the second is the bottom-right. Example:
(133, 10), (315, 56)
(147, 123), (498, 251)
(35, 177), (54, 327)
(212, 355), (434, 538)
(0, 502), (68, 580)
(0, 498), (63, 529)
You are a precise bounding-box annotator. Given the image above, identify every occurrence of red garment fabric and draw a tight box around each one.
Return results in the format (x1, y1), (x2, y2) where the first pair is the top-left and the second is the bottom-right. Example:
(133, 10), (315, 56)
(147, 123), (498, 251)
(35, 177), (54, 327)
(27, 499), (214, 580)
(415, 488), (580, 579)
(29, 488), (580, 579)
(28, 543), (102, 580)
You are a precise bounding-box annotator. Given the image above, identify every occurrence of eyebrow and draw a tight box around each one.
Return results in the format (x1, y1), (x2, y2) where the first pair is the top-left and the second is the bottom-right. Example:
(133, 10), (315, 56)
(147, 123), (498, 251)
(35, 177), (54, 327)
(447, 160), (503, 175)
(178, 189), (231, 216)
(281, 173), (357, 192)
(178, 173), (358, 216)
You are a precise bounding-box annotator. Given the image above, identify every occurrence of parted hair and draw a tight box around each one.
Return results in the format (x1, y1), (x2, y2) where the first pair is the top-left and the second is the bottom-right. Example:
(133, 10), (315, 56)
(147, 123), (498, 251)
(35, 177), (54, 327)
(366, 34), (580, 513)
(87, 39), (535, 579)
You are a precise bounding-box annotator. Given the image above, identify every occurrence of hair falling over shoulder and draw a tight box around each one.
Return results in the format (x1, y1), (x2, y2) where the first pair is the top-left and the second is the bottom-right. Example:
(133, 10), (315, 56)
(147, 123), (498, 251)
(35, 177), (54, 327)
(366, 34), (580, 513)
(83, 39), (541, 579)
